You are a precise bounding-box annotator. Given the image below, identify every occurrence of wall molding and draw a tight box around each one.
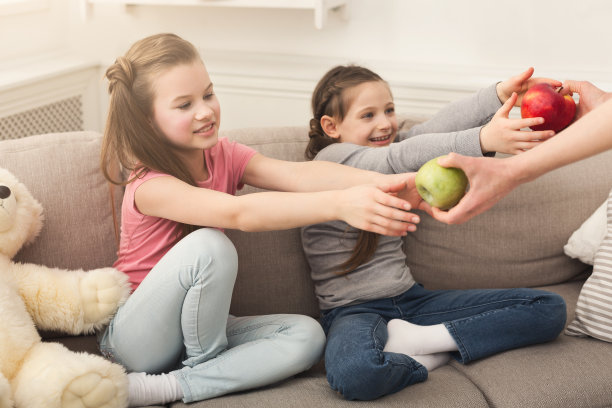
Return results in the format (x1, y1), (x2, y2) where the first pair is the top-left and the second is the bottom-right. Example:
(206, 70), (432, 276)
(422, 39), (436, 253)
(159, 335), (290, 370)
(203, 49), (612, 129)
(3, 49), (611, 132)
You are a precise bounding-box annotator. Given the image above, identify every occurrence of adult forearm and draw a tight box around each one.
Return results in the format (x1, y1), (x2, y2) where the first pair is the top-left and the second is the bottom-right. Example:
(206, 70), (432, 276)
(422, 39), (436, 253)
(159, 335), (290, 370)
(508, 98), (612, 184)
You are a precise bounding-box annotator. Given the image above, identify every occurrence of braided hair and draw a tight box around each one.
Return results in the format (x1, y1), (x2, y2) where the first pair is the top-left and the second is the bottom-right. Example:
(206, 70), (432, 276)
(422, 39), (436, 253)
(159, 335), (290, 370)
(100, 33), (203, 238)
(306, 65), (389, 275)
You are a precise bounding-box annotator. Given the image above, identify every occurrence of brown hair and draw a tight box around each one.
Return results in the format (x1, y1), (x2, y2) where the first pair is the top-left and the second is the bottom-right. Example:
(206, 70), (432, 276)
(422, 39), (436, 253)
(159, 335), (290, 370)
(307, 65), (389, 275)
(100, 33), (202, 237)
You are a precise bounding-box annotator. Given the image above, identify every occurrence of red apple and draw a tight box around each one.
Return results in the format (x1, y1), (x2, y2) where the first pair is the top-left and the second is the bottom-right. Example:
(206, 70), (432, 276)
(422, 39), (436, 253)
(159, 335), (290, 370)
(520, 83), (576, 132)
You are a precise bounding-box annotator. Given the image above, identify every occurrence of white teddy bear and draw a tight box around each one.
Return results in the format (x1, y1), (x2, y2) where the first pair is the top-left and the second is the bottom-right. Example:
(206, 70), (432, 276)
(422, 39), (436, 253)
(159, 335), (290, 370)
(0, 167), (131, 408)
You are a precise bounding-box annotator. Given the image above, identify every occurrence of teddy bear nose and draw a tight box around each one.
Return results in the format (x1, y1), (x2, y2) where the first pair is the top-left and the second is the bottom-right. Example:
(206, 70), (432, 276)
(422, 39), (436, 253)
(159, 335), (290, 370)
(0, 185), (10, 199)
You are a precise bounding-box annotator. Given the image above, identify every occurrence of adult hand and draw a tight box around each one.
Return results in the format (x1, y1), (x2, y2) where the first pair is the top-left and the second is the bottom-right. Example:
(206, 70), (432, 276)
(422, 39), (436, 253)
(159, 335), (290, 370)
(559, 80), (612, 120)
(427, 153), (521, 224)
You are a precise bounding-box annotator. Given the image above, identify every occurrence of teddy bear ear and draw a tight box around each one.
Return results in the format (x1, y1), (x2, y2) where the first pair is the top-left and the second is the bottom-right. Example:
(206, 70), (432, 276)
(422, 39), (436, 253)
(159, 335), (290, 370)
(0, 168), (44, 255)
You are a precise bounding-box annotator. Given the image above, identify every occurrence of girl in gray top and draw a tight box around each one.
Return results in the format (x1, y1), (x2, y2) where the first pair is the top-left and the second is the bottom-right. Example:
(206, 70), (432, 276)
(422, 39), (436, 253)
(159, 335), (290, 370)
(301, 65), (567, 401)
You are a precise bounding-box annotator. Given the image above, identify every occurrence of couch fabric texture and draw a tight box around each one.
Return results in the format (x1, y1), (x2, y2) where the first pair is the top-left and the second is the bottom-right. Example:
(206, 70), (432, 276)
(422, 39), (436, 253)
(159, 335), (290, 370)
(2, 123), (612, 408)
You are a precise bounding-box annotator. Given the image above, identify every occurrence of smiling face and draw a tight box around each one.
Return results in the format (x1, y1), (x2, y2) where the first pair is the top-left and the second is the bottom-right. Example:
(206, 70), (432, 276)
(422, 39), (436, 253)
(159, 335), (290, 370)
(151, 60), (220, 153)
(326, 81), (398, 148)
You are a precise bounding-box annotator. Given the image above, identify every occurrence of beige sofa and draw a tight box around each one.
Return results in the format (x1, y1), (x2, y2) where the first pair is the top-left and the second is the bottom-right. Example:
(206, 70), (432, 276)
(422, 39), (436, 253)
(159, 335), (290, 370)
(2, 122), (612, 408)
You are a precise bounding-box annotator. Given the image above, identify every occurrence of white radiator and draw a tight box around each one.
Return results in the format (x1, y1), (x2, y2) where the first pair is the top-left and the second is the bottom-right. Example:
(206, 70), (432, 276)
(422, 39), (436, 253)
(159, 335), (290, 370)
(0, 54), (101, 140)
(0, 95), (84, 140)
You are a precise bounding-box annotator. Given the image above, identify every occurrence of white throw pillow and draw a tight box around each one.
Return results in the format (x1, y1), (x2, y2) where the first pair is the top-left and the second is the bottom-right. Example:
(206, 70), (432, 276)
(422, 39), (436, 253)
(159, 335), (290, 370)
(564, 200), (607, 265)
(565, 187), (612, 342)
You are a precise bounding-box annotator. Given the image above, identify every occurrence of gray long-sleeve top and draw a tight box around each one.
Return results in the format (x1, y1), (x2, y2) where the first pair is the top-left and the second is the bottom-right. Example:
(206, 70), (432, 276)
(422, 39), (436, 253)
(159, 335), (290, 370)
(301, 83), (501, 311)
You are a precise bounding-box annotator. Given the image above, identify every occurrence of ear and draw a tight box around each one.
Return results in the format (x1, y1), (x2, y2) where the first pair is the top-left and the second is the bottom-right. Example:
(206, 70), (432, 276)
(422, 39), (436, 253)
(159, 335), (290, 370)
(321, 115), (341, 139)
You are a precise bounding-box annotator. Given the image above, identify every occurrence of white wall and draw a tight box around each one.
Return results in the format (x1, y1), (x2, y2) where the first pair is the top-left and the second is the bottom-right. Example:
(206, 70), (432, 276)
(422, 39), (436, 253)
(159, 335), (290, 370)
(2, 0), (612, 131)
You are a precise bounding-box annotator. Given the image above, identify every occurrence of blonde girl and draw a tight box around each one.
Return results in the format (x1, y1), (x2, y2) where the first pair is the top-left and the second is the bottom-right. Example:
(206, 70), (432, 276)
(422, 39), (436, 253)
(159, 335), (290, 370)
(98, 35), (425, 407)
(301, 64), (567, 401)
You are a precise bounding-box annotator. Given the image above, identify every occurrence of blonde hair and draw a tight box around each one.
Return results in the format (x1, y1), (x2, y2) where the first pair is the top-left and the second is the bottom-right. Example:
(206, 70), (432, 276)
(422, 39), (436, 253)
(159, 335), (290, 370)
(307, 65), (389, 275)
(101, 33), (202, 236)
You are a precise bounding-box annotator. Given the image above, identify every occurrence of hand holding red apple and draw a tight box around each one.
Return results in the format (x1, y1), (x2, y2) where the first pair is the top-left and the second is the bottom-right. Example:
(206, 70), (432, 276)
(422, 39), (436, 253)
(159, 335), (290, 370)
(496, 67), (562, 106)
(559, 80), (612, 120)
(480, 92), (556, 155)
(521, 83), (576, 132)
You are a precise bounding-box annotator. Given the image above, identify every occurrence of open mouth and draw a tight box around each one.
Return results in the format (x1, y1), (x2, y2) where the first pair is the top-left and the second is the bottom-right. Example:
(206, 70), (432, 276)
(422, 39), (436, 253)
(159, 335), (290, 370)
(194, 123), (214, 134)
(369, 134), (392, 143)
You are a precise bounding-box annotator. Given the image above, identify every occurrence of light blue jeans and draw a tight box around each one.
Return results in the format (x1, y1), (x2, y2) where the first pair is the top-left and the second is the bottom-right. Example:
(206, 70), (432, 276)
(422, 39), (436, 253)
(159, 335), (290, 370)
(98, 228), (325, 403)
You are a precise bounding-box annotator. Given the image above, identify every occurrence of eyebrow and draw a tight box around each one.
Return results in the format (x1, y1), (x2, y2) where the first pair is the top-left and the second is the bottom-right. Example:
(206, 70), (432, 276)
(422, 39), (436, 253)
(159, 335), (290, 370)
(172, 82), (214, 103)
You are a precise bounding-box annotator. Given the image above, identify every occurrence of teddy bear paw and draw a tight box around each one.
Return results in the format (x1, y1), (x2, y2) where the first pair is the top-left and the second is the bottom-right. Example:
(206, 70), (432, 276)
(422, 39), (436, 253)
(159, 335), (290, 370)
(80, 268), (131, 327)
(61, 372), (121, 408)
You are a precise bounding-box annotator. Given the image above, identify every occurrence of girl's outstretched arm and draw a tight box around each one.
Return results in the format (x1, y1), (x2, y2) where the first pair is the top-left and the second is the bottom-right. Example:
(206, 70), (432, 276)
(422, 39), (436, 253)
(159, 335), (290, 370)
(241, 153), (412, 193)
(135, 175), (420, 236)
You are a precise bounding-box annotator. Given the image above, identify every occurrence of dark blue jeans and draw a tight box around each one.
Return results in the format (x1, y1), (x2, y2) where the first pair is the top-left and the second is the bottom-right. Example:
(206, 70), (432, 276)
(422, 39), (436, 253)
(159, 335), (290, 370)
(320, 284), (566, 401)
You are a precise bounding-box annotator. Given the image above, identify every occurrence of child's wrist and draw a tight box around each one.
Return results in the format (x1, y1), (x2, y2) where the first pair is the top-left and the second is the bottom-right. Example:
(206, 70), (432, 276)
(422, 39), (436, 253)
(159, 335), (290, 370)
(479, 125), (492, 154)
(495, 81), (507, 104)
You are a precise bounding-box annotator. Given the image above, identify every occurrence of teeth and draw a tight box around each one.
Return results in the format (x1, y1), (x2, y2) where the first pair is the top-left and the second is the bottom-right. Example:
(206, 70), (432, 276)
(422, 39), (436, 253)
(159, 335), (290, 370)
(370, 135), (389, 141)
(196, 124), (213, 133)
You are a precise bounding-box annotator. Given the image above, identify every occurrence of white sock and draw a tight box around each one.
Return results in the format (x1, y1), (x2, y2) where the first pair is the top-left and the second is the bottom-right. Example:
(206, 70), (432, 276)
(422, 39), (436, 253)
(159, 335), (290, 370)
(410, 352), (452, 371)
(127, 372), (184, 407)
(383, 319), (457, 371)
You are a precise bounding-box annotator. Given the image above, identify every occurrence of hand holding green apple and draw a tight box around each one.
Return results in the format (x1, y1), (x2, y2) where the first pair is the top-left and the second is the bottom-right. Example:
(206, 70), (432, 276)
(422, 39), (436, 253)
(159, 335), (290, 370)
(415, 156), (468, 210)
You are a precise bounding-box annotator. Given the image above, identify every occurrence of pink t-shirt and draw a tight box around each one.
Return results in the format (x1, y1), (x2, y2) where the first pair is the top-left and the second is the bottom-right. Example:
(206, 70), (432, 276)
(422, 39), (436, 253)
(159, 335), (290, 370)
(113, 138), (257, 290)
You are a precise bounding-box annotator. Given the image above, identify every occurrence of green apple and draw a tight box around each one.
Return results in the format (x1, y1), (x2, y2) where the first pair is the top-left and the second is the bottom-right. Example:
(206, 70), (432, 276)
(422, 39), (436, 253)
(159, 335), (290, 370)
(415, 156), (468, 210)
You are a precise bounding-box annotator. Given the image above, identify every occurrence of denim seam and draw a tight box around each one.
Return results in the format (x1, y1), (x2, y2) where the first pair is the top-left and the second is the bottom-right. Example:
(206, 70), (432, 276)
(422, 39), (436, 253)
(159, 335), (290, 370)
(444, 321), (471, 363)
(404, 297), (540, 320)
(172, 370), (192, 403)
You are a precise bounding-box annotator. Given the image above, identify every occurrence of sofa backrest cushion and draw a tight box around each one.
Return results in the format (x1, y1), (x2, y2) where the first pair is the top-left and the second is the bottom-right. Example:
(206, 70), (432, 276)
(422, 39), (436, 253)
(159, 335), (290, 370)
(404, 149), (612, 289)
(0, 131), (121, 271)
(221, 126), (320, 318)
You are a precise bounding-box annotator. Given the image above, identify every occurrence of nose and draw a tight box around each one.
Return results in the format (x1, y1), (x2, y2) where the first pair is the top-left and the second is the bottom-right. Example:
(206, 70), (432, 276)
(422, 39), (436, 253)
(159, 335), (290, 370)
(378, 115), (392, 130)
(0, 186), (10, 199)
(194, 101), (214, 121)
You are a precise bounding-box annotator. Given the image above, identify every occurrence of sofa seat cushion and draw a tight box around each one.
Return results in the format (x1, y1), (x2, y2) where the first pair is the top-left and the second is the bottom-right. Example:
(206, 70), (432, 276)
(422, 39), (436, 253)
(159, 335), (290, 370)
(168, 364), (488, 408)
(449, 280), (612, 408)
(450, 329), (612, 408)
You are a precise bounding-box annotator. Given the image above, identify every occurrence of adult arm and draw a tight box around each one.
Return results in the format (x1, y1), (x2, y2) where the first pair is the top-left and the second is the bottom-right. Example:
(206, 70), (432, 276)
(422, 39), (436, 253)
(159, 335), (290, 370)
(431, 96), (612, 224)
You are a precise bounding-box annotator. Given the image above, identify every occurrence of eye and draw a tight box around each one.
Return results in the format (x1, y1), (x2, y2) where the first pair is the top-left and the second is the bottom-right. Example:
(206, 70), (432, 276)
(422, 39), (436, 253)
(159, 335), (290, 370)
(361, 112), (374, 119)
(0, 185), (10, 199)
(204, 92), (215, 100)
(385, 107), (395, 115)
(177, 102), (191, 110)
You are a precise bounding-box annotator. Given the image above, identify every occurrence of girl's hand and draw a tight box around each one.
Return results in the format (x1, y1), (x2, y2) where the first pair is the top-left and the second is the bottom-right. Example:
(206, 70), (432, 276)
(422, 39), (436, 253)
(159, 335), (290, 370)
(496, 67), (562, 106)
(337, 183), (421, 236)
(479, 92), (555, 154)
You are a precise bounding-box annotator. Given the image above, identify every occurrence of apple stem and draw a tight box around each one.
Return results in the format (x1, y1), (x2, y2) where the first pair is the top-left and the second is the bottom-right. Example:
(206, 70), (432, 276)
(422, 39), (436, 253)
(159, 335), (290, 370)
(556, 86), (563, 93)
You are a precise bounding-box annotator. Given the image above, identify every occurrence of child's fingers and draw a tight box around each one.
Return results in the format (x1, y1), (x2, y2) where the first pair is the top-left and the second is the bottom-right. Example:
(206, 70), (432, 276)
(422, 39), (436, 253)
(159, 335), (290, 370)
(524, 129), (556, 141)
(512, 139), (548, 153)
(529, 77), (563, 88)
(515, 67), (535, 83)
(514, 117), (545, 130)
(496, 92), (517, 117)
